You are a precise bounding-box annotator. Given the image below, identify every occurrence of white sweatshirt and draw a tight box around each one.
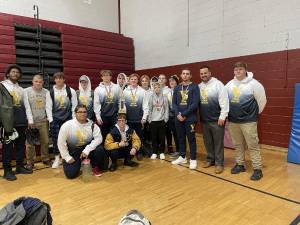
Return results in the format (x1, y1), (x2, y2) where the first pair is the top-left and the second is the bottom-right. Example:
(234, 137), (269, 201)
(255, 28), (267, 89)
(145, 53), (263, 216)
(199, 77), (229, 121)
(57, 118), (103, 162)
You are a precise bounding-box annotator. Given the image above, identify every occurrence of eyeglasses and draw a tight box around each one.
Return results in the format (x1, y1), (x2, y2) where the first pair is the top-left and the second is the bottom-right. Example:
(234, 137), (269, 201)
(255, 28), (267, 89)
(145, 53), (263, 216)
(76, 111), (87, 114)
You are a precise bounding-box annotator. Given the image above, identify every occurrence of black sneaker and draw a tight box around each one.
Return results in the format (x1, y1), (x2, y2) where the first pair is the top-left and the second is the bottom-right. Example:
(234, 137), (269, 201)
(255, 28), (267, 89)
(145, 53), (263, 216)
(109, 163), (118, 172)
(124, 160), (139, 167)
(15, 166), (33, 174)
(3, 170), (17, 181)
(231, 164), (246, 174)
(250, 169), (263, 181)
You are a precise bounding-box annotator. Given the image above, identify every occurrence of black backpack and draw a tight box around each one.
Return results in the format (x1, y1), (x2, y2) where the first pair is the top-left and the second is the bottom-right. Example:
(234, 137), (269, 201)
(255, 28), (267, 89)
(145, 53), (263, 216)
(50, 86), (72, 111)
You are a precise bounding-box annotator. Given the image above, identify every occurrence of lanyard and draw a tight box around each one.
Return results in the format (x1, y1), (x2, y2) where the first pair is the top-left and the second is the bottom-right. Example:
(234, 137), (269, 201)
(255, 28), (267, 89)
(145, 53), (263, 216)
(104, 83), (112, 97)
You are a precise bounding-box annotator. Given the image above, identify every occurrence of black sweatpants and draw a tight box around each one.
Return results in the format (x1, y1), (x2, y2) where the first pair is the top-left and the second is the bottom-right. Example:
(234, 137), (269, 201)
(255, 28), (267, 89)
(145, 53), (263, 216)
(101, 115), (117, 141)
(2, 126), (26, 170)
(150, 120), (166, 155)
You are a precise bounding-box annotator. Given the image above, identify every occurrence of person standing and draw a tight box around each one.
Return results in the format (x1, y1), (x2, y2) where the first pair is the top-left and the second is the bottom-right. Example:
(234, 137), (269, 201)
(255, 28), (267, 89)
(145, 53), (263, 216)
(50, 72), (77, 169)
(226, 62), (267, 181)
(199, 66), (229, 174)
(94, 70), (121, 140)
(123, 73), (149, 160)
(148, 82), (169, 160)
(24, 74), (53, 169)
(76, 75), (95, 121)
(167, 75), (180, 158)
(171, 69), (200, 170)
(1, 64), (32, 181)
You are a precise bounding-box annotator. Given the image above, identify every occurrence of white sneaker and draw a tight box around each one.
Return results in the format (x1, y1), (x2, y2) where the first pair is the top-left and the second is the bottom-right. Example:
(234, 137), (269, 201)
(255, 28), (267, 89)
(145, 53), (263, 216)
(150, 154), (157, 160)
(159, 153), (165, 160)
(189, 160), (197, 170)
(171, 156), (187, 165)
(52, 155), (61, 169)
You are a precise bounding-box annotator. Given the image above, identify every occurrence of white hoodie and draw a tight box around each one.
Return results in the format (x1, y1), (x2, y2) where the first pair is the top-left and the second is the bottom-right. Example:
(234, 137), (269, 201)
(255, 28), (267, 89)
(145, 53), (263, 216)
(226, 72), (267, 123)
(57, 118), (102, 162)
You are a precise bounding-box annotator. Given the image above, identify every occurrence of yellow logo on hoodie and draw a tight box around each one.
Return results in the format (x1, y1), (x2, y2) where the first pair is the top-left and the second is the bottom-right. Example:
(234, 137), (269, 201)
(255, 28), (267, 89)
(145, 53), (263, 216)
(231, 86), (240, 103)
(11, 90), (20, 106)
(79, 95), (88, 107)
(75, 129), (86, 146)
(55, 95), (65, 108)
(180, 90), (189, 105)
(200, 89), (208, 104)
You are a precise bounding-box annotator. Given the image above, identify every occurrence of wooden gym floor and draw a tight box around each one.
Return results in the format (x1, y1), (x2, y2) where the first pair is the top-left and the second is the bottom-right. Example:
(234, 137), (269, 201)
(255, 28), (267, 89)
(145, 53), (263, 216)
(0, 138), (300, 225)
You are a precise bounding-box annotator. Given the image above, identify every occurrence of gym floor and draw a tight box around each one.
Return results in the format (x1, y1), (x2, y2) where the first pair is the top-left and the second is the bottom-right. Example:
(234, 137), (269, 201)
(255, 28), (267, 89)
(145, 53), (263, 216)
(0, 138), (300, 225)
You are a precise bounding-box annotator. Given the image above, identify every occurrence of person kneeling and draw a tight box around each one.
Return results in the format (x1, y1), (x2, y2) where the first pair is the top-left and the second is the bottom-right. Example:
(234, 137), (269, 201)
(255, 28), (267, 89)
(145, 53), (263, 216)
(57, 104), (108, 179)
(104, 113), (141, 172)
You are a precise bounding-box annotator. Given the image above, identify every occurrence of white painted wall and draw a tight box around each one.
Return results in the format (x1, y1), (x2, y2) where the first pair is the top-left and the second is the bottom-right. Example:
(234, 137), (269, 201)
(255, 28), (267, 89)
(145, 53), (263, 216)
(121, 0), (300, 70)
(0, 0), (119, 32)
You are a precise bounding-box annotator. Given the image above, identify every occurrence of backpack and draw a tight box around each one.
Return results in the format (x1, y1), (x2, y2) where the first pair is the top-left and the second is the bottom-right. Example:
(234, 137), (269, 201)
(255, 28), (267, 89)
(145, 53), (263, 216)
(0, 197), (53, 225)
(118, 210), (151, 225)
(50, 85), (72, 111)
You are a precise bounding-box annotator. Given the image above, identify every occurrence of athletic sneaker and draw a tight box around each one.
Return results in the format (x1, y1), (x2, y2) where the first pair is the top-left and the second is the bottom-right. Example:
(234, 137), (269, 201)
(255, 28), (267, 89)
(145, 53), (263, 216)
(231, 164), (246, 174)
(171, 156), (187, 165)
(189, 160), (197, 170)
(92, 167), (102, 177)
(52, 155), (61, 169)
(159, 153), (165, 160)
(250, 169), (263, 181)
(150, 154), (157, 160)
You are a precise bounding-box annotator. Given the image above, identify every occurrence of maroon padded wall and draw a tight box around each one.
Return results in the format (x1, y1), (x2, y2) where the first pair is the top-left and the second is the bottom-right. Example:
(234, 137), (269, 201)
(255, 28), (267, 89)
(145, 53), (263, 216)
(136, 50), (300, 148)
(0, 12), (134, 161)
(0, 12), (134, 88)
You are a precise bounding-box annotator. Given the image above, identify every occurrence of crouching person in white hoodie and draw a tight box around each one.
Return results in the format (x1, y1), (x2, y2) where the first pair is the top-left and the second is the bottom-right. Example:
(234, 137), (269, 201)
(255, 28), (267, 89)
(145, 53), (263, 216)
(57, 104), (108, 179)
(226, 62), (267, 181)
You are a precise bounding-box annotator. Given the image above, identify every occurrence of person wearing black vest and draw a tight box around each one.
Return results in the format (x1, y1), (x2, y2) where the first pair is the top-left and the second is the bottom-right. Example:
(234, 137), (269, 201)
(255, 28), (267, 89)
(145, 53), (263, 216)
(1, 64), (32, 181)
(104, 113), (141, 172)
(50, 72), (77, 169)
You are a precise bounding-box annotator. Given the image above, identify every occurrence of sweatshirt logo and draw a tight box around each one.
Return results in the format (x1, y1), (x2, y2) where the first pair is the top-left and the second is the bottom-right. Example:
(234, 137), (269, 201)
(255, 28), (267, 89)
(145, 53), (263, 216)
(55, 95), (65, 108)
(200, 89), (208, 104)
(11, 90), (21, 106)
(105, 93), (114, 104)
(75, 129), (87, 146)
(231, 86), (240, 103)
(130, 94), (137, 106)
(79, 95), (89, 107)
(180, 90), (189, 105)
(35, 97), (45, 109)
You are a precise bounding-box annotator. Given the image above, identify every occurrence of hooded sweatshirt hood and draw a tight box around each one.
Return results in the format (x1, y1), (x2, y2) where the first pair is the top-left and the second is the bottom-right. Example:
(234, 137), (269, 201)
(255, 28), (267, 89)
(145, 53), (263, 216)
(117, 73), (128, 89)
(79, 75), (92, 97)
(234, 72), (254, 84)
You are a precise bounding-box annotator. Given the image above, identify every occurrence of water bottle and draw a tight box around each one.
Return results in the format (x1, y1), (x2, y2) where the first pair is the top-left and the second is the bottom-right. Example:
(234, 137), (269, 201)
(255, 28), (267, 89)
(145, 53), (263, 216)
(81, 158), (93, 182)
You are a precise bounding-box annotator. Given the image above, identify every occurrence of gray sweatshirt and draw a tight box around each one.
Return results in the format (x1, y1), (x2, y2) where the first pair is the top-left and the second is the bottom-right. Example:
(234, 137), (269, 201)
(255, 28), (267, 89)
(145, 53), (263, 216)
(148, 92), (169, 123)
